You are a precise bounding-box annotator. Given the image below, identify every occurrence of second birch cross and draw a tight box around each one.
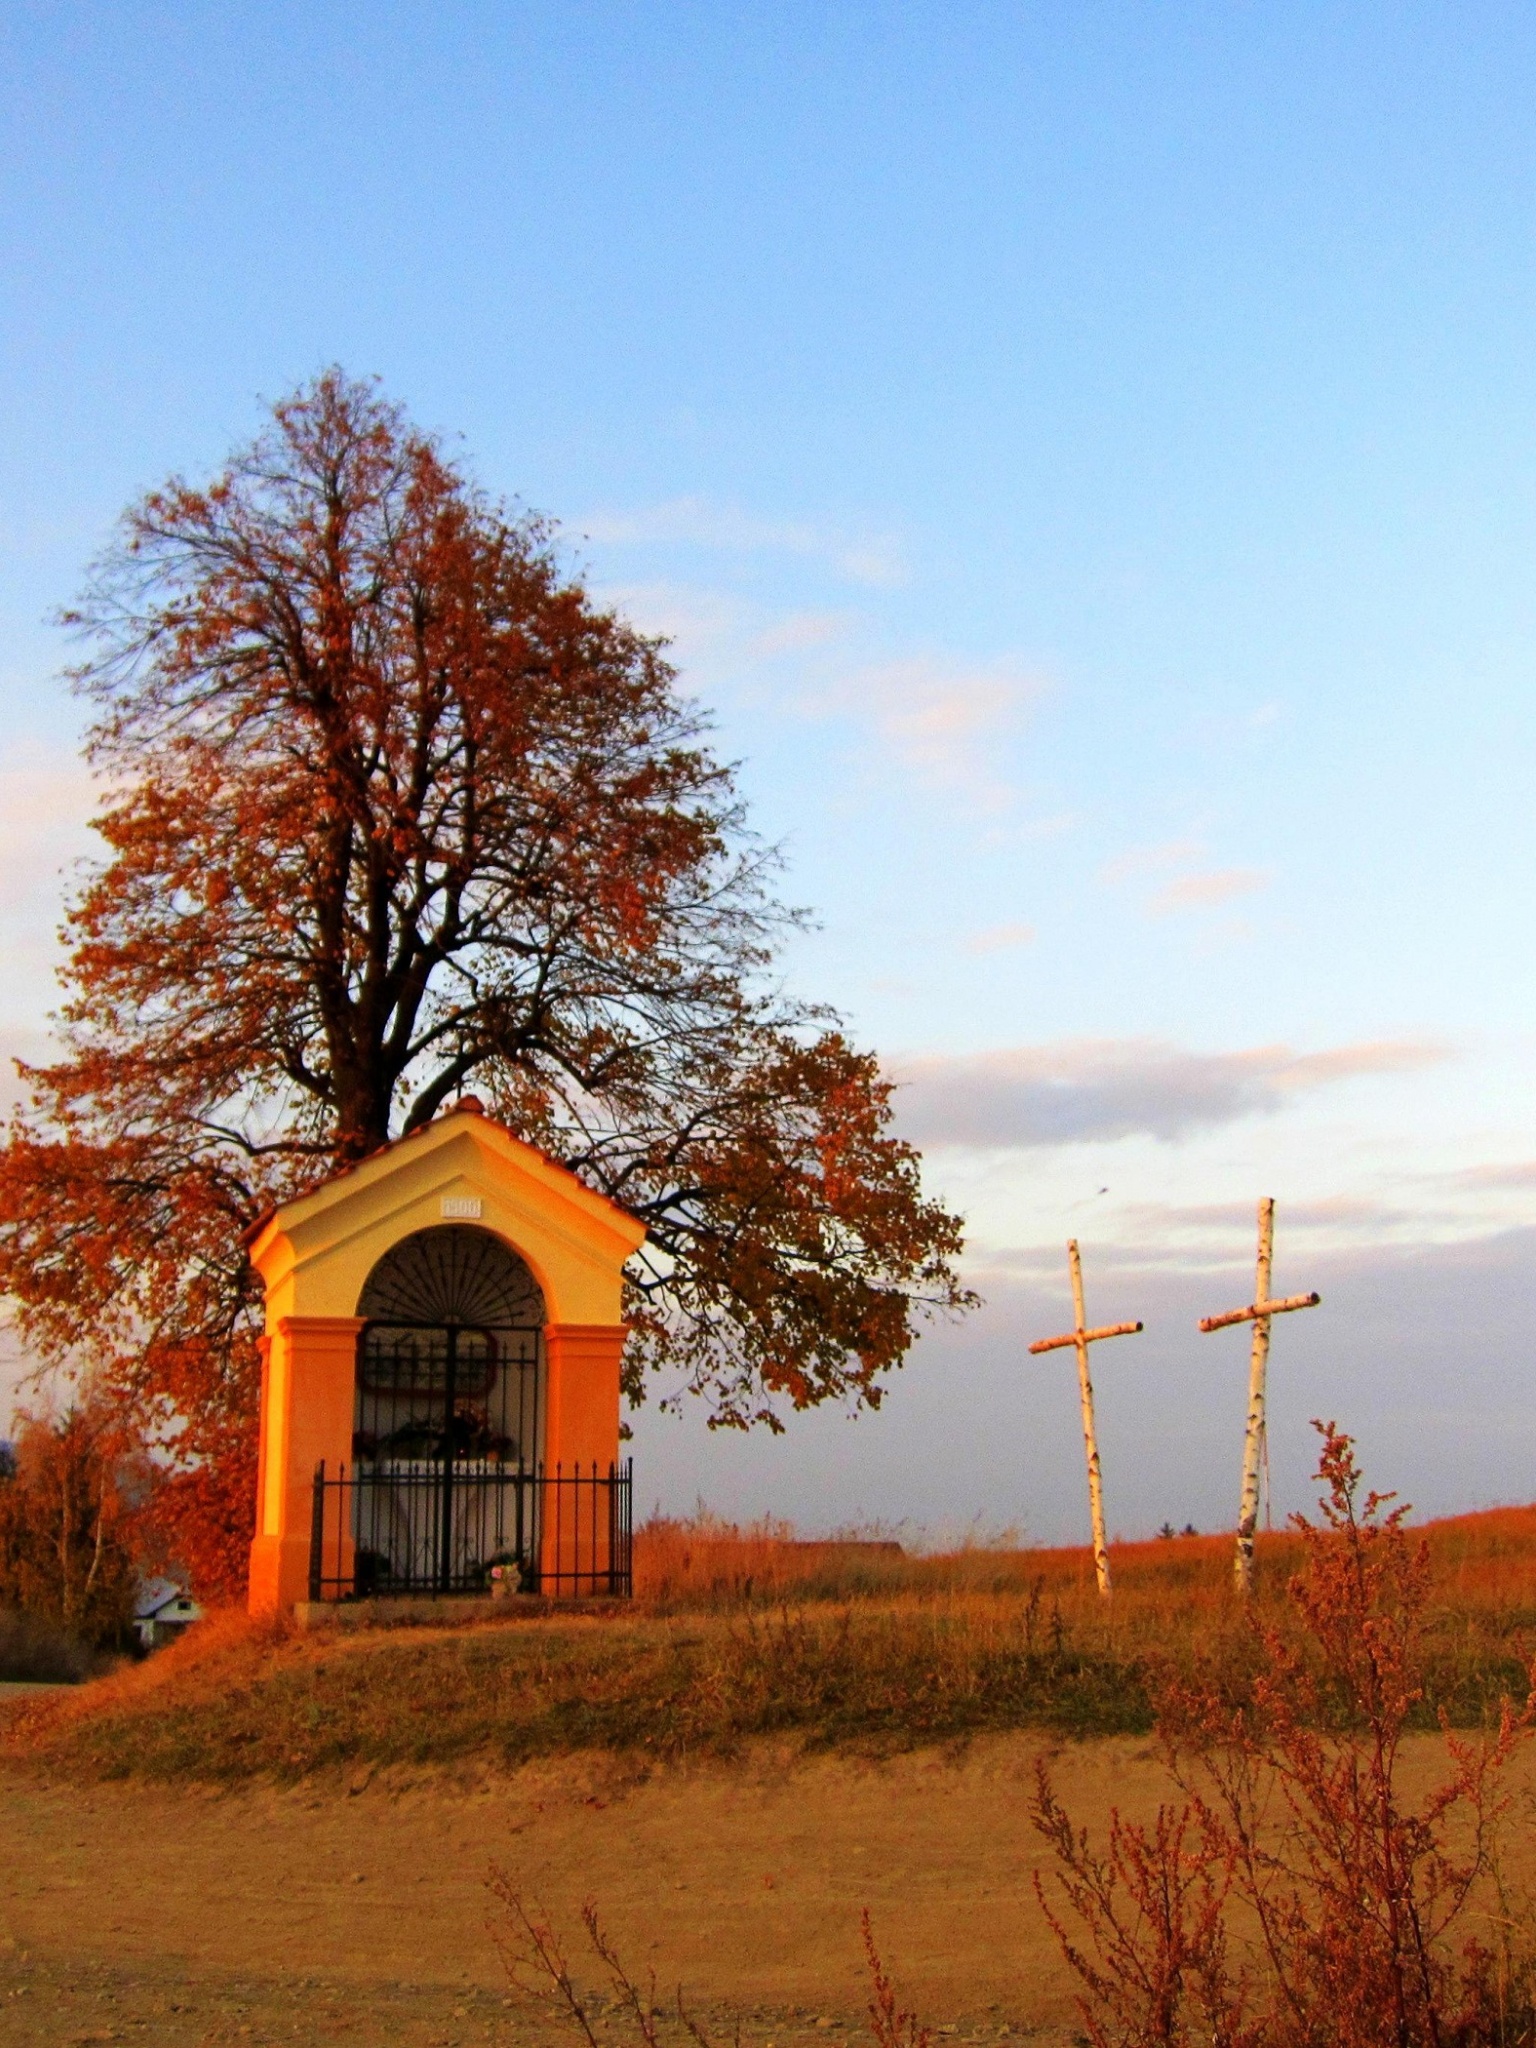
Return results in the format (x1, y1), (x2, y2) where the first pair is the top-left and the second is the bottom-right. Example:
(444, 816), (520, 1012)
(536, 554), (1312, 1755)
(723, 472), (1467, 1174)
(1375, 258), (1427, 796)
(1030, 1240), (1142, 1598)
(1199, 1196), (1320, 1595)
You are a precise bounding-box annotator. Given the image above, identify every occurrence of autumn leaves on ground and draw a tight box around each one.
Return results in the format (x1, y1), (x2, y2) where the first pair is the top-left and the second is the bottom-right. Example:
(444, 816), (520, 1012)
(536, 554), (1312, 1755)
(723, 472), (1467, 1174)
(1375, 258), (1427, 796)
(8, 1434), (1536, 2047)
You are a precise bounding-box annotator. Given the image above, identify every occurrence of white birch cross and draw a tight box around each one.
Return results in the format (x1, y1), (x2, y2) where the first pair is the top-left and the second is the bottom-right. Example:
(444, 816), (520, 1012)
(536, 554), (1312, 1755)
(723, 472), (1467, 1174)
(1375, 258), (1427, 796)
(1030, 1239), (1143, 1598)
(1198, 1197), (1320, 1595)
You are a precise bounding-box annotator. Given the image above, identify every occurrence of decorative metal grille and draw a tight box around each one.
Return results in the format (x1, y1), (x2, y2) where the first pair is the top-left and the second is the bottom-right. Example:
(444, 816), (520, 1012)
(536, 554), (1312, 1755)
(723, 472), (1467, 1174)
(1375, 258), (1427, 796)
(356, 1223), (545, 1328)
(348, 1225), (547, 1597)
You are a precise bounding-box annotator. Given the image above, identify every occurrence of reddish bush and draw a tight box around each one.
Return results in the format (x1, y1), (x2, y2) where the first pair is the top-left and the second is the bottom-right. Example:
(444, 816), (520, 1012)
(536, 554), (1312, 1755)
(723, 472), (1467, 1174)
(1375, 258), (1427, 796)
(1033, 1423), (1536, 2048)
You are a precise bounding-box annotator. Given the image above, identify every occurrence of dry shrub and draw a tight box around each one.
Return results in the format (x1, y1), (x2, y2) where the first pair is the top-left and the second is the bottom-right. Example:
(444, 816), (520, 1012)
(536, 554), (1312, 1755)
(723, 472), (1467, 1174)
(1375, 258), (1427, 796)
(0, 1606), (97, 1683)
(489, 1880), (925, 2048)
(861, 1908), (932, 2048)
(634, 1511), (909, 1608)
(1034, 1423), (1536, 2048)
(489, 1882), (740, 2048)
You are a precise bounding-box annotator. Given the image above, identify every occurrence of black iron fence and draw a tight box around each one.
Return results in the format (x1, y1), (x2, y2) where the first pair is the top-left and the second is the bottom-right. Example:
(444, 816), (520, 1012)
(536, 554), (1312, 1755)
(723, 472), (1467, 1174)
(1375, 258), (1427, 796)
(307, 1459), (633, 1601)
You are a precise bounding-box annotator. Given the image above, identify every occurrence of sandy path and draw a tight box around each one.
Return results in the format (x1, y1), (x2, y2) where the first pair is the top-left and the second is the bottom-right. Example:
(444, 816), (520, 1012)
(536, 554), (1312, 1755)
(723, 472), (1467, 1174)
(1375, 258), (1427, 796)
(0, 1733), (1128, 2045)
(2, 1732), (1522, 2046)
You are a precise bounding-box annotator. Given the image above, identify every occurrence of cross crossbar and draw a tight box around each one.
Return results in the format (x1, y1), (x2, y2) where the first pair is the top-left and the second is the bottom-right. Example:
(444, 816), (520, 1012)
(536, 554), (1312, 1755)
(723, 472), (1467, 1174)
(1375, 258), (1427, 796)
(1198, 1292), (1320, 1335)
(1030, 1320), (1143, 1354)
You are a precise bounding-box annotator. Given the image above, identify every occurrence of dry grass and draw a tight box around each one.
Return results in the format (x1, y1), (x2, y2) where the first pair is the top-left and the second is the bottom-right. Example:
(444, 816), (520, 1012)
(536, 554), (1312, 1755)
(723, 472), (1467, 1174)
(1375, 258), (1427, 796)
(7, 1503), (1535, 1785)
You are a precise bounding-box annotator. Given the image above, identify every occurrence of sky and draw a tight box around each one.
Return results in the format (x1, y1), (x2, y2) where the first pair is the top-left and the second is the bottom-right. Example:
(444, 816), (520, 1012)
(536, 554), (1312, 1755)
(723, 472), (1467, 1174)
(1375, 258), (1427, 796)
(4, 2), (1536, 1545)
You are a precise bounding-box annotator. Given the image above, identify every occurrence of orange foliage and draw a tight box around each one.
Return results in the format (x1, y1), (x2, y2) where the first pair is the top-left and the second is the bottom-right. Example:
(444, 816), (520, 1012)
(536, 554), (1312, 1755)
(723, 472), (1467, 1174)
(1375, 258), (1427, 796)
(0, 1404), (152, 1645)
(148, 1452), (259, 1606)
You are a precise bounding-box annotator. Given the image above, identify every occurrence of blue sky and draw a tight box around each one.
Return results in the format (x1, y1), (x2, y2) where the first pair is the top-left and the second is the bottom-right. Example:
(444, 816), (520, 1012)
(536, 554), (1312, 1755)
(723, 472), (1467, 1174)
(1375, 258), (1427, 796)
(4, 3), (1536, 1542)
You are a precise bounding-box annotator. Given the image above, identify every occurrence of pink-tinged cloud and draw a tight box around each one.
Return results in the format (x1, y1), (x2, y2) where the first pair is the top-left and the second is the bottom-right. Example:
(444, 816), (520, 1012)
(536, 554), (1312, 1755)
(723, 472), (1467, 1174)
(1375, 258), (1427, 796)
(1099, 835), (1204, 885)
(1150, 867), (1270, 914)
(816, 655), (1045, 802)
(0, 752), (100, 1001)
(891, 1037), (1450, 1149)
(1447, 1160), (1536, 1190)
(963, 922), (1036, 955)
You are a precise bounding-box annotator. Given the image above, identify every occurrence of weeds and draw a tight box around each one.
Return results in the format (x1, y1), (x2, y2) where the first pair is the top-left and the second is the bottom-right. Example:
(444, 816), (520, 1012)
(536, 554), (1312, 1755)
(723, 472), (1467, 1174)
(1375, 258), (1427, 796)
(861, 1909), (931, 2048)
(1033, 1423), (1536, 2048)
(1032, 1786), (1253, 2048)
(488, 1879), (922, 2048)
(488, 1880), (739, 2048)
(6, 1593), (1154, 1780)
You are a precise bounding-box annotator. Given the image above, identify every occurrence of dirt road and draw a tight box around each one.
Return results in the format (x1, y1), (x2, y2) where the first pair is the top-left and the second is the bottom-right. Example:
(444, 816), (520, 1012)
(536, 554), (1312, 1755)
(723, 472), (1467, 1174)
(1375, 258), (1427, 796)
(0, 1733), (1143, 2046)
(3, 1732), (1523, 2047)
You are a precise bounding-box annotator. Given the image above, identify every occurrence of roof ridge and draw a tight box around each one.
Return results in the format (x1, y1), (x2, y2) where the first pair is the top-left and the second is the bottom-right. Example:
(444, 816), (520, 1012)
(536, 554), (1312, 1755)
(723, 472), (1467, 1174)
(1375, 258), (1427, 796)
(243, 1100), (639, 1247)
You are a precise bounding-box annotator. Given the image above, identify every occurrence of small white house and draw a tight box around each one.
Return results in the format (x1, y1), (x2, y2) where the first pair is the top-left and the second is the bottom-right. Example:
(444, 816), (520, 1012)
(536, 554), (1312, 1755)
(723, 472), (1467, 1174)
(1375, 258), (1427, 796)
(134, 1579), (203, 1650)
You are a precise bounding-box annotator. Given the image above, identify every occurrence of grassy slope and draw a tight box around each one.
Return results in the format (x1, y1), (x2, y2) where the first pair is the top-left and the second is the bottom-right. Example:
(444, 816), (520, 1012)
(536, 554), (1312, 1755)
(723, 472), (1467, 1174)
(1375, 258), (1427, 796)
(8, 1505), (1536, 1784)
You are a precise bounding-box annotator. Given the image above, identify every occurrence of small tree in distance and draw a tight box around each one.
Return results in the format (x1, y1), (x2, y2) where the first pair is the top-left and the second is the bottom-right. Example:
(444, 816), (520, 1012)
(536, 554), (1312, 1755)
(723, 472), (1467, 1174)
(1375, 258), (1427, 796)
(0, 371), (973, 1597)
(0, 1405), (148, 1647)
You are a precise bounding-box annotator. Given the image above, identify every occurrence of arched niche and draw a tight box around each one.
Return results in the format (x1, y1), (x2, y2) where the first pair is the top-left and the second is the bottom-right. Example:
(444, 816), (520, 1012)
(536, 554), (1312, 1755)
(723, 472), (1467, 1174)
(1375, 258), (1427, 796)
(350, 1225), (548, 1593)
(352, 1224), (546, 1475)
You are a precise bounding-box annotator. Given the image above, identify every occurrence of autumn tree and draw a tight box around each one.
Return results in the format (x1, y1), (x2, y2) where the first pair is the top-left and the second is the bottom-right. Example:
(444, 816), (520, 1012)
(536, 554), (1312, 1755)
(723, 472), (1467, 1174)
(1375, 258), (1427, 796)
(0, 1405), (149, 1647)
(0, 371), (972, 1597)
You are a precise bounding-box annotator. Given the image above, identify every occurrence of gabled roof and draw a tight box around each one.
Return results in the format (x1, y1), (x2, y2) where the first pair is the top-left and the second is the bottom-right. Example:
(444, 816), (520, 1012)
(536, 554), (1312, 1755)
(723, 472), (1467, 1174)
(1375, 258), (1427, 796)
(135, 1577), (203, 1621)
(244, 1098), (645, 1328)
(245, 1098), (644, 1254)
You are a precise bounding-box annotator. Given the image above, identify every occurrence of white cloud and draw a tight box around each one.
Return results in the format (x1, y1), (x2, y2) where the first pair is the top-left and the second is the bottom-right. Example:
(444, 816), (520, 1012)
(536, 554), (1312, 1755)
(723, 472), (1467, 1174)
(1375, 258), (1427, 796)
(579, 496), (906, 587)
(599, 580), (752, 667)
(1016, 811), (1079, 842)
(1449, 1160), (1536, 1191)
(599, 584), (859, 688)
(891, 1037), (1450, 1150)
(1100, 837), (1271, 919)
(0, 1028), (56, 1118)
(598, 583), (1042, 808)
(748, 611), (853, 656)
(0, 748), (98, 1011)
(0, 753), (96, 884)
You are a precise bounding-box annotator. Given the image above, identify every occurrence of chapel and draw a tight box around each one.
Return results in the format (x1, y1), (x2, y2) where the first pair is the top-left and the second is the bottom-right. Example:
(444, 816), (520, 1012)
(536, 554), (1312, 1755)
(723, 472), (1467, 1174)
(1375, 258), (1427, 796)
(245, 1099), (645, 1616)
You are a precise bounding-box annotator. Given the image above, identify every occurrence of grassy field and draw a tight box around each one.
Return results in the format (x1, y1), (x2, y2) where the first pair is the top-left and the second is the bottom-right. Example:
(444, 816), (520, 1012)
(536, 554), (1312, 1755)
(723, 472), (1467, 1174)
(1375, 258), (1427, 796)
(6, 1502), (1536, 1785)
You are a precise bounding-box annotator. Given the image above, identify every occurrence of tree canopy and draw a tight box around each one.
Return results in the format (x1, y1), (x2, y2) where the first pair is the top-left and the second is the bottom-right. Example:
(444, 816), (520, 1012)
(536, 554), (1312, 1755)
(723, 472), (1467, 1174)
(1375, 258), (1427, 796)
(0, 372), (973, 1597)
